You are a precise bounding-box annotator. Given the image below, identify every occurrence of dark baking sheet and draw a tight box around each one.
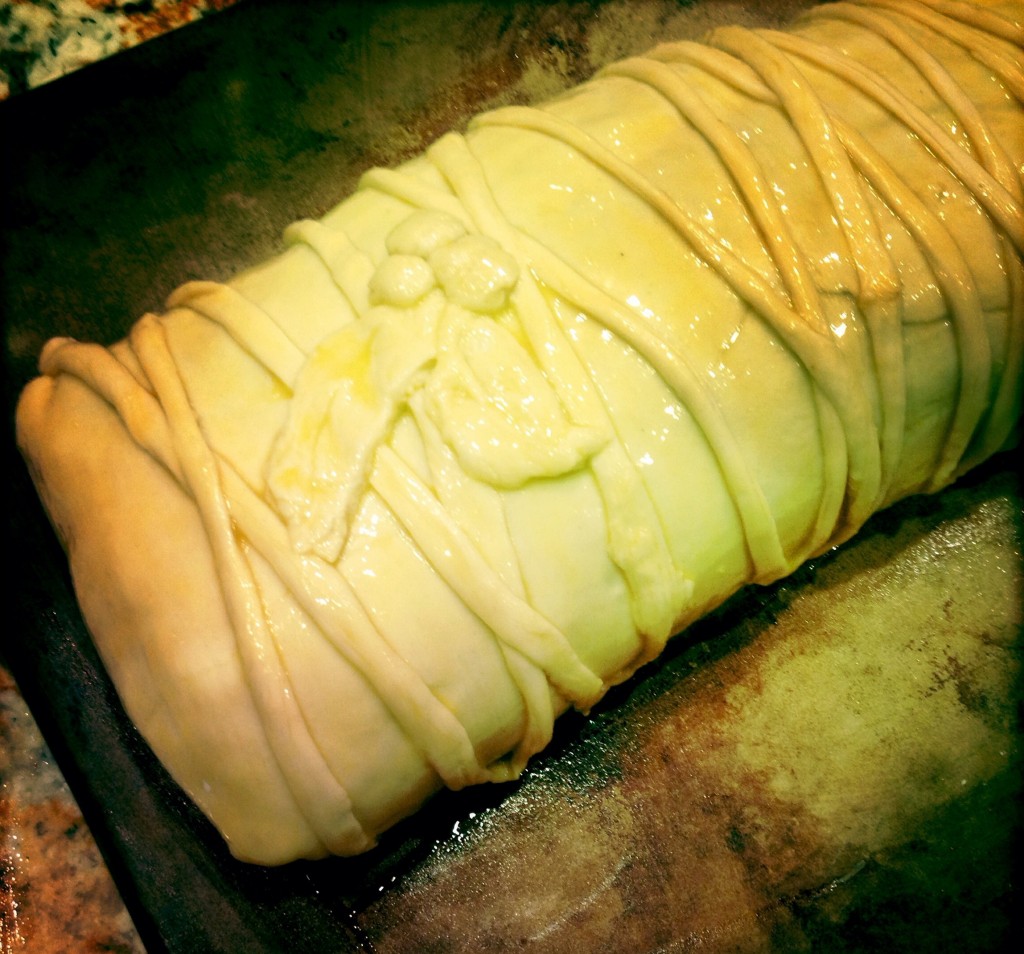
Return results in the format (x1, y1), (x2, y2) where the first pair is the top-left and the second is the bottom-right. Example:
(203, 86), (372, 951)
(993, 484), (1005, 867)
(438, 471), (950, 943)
(3, 1), (1022, 951)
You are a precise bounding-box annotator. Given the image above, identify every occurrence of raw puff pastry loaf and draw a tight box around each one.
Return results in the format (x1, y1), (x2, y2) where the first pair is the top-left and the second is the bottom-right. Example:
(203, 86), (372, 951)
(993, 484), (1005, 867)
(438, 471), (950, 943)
(16, 0), (1024, 864)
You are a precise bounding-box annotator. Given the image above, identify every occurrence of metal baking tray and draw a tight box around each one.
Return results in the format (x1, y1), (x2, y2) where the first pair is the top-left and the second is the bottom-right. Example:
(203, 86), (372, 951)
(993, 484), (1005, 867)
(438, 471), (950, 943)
(3, 1), (1021, 950)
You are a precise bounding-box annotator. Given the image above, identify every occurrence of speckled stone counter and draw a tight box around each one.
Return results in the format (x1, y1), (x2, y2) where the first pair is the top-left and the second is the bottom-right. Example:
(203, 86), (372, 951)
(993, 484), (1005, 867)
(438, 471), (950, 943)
(0, 0), (240, 99)
(0, 663), (146, 952)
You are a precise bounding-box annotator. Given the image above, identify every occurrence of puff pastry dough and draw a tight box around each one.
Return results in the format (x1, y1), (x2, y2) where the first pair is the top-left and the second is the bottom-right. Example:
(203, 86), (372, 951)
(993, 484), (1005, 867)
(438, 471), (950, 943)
(17, 0), (1023, 864)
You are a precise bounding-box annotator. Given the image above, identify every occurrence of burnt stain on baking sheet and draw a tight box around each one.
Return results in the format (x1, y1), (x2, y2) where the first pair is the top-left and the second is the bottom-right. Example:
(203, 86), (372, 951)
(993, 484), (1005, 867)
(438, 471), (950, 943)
(350, 464), (1022, 953)
(399, 3), (611, 140)
(353, 1), (689, 169)
(782, 769), (1023, 953)
(378, 0), (814, 159)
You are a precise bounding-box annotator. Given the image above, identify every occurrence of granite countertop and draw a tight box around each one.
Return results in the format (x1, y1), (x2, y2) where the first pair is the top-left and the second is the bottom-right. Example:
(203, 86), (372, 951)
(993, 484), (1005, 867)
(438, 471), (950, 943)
(0, 667), (145, 951)
(1, 5), (236, 950)
(0, 0), (240, 99)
